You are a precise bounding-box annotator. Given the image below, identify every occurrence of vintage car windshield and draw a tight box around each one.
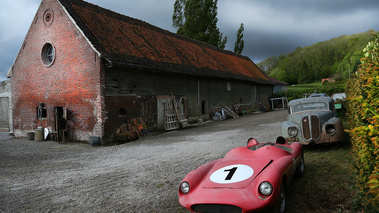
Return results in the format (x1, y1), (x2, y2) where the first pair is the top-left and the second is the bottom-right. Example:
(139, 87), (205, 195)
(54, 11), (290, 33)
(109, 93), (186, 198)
(292, 102), (328, 113)
(248, 143), (293, 153)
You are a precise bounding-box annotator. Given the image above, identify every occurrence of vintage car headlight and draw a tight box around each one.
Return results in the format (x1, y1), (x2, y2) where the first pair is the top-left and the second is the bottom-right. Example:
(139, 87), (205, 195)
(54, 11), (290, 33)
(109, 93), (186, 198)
(259, 181), (273, 196)
(180, 181), (190, 194)
(326, 124), (336, 135)
(288, 126), (298, 137)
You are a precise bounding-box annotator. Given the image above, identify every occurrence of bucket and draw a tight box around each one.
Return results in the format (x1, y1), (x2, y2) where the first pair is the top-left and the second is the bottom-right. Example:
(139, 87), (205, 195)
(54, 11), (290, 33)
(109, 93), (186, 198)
(27, 132), (35, 141)
(35, 128), (44, 142)
(89, 136), (100, 146)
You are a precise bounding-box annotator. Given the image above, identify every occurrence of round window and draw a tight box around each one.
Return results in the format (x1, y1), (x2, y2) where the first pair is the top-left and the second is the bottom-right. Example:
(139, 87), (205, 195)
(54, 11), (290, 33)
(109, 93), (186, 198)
(43, 10), (54, 26)
(41, 43), (55, 66)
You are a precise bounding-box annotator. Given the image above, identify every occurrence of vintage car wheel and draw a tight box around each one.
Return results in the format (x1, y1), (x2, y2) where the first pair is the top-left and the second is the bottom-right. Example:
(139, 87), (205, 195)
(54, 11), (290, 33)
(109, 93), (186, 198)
(268, 183), (286, 213)
(270, 184), (286, 213)
(278, 185), (286, 213)
(295, 151), (305, 178)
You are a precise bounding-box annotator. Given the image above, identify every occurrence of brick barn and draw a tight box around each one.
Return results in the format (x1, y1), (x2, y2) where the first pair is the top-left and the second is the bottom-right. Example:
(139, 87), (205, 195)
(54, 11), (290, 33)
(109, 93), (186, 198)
(8, 0), (275, 143)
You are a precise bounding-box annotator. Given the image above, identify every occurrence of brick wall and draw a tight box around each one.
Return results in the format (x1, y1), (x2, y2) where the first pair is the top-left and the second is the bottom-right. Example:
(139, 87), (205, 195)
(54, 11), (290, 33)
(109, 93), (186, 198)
(11, 0), (105, 141)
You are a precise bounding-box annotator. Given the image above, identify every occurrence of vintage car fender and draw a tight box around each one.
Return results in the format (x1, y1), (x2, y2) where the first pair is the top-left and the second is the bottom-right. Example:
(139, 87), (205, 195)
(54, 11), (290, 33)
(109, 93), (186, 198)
(320, 117), (344, 143)
(322, 116), (342, 130)
(281, 121), (299, 134)
(179, 159), (219, 192)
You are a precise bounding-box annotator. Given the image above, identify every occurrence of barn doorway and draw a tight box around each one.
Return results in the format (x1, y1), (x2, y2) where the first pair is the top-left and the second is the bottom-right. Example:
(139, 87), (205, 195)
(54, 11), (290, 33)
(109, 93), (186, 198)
(202, 100), (206, 115)
(54, 107), (67, 141)
(0, 97), (9, 132)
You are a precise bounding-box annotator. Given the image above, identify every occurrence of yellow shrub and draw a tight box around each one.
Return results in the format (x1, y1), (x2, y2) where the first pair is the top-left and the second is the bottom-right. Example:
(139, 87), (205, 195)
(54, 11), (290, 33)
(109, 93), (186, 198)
(346, 34), (379, 210)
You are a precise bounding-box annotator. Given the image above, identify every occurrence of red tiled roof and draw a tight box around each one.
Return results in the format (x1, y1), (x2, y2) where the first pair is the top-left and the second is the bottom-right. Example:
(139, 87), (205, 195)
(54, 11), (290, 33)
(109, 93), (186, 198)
(59, 0), (273, 84)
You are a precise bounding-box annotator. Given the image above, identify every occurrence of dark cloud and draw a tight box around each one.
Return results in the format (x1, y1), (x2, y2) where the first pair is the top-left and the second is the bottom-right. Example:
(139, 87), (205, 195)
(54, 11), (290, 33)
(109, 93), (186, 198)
(256, 0), (379, 16)
(1, 0), (379, 81)
(218, 0), (379, 61)
(90, 0), (176, 32)
(0, 0), (40, 81)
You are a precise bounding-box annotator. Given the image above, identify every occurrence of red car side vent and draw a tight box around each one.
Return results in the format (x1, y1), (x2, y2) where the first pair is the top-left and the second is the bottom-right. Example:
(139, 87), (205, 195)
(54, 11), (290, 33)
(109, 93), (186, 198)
(253, 159), (274, 180)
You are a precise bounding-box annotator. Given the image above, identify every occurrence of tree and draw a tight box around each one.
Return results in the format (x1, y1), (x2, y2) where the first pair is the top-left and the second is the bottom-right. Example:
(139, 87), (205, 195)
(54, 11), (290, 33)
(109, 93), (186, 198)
(257, 56), (278, 74)
(298, 60), (311, 83)
(259, 30), (379, 83)
(172, 0), (227, 49)
(234, 23), (244, 54)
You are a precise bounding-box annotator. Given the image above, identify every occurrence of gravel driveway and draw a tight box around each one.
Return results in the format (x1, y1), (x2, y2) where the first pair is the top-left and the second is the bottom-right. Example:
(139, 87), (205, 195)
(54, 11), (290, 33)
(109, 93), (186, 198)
(0, 110), (287, 213)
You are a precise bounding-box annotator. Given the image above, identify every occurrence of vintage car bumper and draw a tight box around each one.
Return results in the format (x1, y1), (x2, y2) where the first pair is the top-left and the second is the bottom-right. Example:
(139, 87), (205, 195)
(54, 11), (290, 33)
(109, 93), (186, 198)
(282, 116), (344, 145)
(179, 187), (276, 213)
(286, 135), (342, 145)
(285, 130), (344, 144)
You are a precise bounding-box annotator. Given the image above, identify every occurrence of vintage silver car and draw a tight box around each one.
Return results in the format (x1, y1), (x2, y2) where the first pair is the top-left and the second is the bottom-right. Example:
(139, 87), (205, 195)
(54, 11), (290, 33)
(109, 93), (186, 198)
(281, 96), (344, 145)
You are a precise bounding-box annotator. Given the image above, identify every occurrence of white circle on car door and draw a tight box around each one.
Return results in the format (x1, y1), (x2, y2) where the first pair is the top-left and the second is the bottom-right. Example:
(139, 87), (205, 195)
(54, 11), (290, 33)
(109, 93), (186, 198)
(210, 164), (254, 184)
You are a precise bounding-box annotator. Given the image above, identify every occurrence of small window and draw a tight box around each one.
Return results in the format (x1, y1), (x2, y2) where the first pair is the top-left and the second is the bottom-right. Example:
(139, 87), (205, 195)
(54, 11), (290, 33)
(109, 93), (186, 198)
(227, 82), (231, 91)
(43, 10), (54, 26)
(41, 43), (55, 66)
(118, 109), (127, 117)
(37, 105), (47, 119)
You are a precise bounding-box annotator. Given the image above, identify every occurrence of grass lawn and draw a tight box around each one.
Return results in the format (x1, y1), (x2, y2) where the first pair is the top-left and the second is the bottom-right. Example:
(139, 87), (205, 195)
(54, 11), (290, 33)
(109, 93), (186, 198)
(285, 139), (359, 213)
(287, 81), (347, 92)
(288, 82), (324, 91)
(277, 81), (347, 101)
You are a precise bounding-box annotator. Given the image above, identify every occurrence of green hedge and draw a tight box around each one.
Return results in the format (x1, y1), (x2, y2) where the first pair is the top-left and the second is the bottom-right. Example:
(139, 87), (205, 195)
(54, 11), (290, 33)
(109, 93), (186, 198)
(346, 34), (379, 211)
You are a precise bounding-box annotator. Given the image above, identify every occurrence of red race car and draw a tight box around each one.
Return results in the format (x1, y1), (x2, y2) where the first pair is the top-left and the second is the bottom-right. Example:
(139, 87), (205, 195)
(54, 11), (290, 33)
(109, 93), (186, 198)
(178, 137), (304, 213)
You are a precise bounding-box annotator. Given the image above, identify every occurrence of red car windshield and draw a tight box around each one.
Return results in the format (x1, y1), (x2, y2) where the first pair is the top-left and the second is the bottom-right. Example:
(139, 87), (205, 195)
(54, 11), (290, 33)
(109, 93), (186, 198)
(248, 143), (293, 154)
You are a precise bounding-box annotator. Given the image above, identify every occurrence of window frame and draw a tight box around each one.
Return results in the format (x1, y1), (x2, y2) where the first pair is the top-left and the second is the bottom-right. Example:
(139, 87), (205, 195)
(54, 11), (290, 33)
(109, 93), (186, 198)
(41, 43), (56, 67)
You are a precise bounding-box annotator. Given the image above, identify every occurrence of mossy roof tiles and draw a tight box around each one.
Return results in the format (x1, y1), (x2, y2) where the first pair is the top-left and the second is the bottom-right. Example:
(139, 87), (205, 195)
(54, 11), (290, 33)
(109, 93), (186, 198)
(59, 0), (273, 84)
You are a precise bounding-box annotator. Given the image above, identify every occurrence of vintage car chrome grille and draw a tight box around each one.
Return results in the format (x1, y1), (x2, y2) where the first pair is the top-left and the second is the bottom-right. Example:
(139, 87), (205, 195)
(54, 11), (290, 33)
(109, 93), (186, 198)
(302, 116), (311, 139)
(311, 116), (320, 139)
(301, 115), (320, 141)
(192, 204), (242, 213)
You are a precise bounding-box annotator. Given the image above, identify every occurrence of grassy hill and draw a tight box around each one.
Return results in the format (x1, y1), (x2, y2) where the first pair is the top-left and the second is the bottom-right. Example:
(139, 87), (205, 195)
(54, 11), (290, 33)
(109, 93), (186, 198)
(258, 29), (379, 85)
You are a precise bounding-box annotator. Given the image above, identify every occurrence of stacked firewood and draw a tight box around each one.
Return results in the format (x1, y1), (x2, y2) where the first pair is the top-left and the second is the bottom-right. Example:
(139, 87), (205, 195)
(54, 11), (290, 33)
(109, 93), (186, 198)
(115, 117), (148, 142)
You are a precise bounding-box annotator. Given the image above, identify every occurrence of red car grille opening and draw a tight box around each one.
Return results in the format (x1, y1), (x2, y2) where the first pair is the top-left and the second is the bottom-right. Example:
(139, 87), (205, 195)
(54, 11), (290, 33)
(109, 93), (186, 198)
(192, 204), (242, 213)
(301, 115), (320, 141)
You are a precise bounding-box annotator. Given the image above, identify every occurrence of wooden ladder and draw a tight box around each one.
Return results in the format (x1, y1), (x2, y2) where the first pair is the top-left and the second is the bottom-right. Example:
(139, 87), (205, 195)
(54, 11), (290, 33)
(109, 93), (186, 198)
(164, 95), (188, 130)
(222, 106), (239, 118)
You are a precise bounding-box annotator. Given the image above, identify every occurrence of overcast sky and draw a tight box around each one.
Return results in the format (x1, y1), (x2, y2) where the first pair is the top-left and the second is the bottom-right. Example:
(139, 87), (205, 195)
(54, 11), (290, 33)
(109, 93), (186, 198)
(1, 0), (379, 81)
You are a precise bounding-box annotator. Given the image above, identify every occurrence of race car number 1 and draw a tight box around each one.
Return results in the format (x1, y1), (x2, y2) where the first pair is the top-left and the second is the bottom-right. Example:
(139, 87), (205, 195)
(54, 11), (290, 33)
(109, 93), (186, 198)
(210, 164), (254, 184)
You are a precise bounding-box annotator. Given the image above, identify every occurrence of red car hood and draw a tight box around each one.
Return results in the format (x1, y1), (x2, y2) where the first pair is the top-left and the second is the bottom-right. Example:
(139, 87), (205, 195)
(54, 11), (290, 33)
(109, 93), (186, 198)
(201, 157), (273, 189)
